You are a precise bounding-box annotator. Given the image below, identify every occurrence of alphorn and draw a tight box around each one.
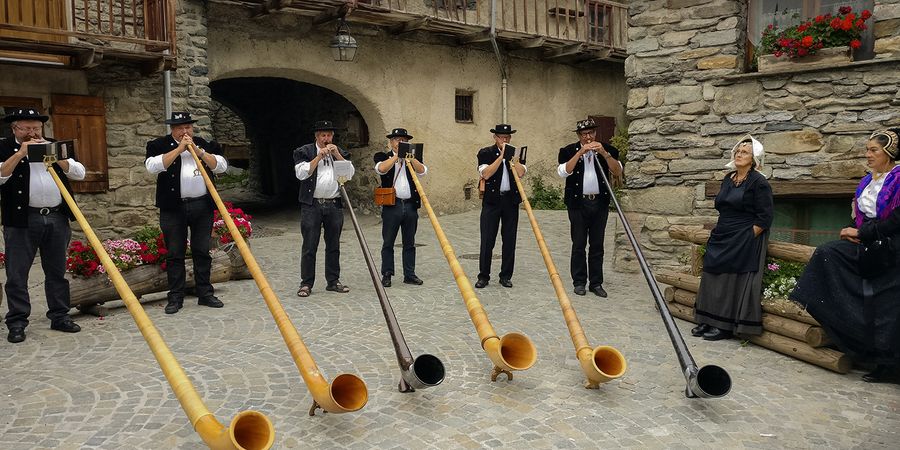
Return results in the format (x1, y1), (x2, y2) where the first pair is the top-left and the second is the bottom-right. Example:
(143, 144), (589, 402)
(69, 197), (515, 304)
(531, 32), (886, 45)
(187, 145), (367, 415)
(41, 157), (274, 449)
(509, 160), (627, 388)
(337, 177), (445, 392)
(595, 152), (732, 398)
(408, 165), (536, 381)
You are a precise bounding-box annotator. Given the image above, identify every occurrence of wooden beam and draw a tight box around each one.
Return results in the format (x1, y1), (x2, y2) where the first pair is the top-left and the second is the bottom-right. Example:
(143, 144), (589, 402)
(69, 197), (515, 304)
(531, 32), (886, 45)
(140, 56), (168, 75)
(705, 179), (859, 199)
(313, 2), (357, 25)
(248, 0), (284, 18)
(582, 48), (612, 61)
(458, 30), (493, 45)
(667, 225), (815, 263)
(543, 43), (585, 59)
(390, 17), (431, 35)
(507, 36), (545, 49)
(72, 48), (101, 69)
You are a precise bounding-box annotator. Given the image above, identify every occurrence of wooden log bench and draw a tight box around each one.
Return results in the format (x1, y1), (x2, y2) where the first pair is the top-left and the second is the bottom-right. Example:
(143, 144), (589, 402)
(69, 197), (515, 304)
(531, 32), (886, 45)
(70, 246), (252, 316)
(659, 225), (849, 374)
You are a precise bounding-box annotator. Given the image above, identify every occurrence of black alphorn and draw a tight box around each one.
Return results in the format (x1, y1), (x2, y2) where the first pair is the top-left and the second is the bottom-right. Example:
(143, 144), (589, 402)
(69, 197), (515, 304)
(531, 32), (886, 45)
(338, 181), (445, 392)
(596, 152), (732, 398)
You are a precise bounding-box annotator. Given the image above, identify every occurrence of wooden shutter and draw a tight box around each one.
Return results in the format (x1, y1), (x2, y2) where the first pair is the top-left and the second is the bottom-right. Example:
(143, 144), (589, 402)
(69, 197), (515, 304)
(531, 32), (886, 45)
(50, 94), (109, 193)
(589, 115), (616, 142)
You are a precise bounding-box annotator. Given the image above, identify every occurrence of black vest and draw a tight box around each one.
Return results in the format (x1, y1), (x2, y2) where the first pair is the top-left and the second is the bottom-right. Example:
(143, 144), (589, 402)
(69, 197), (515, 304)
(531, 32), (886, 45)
(373, 150), (421, 209)
(0, 138), (76, 227)
(292, 142), (351, 206)
(557, 141), (620, 209)
(477, 145), (522, 205)
(144, 135), (220, 210)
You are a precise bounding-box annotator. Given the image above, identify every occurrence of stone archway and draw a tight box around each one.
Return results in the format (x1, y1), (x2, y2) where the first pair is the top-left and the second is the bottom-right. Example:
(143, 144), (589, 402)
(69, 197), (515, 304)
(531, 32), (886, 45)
(209, 74), (383, 205)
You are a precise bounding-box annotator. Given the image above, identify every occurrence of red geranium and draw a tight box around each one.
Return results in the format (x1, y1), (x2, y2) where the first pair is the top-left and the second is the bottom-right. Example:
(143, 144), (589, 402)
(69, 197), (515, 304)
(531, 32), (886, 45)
(760, 5), (871, 60)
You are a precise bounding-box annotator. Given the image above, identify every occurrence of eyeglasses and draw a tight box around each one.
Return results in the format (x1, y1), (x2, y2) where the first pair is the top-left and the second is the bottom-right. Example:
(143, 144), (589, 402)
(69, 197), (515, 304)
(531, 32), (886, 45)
(578, 131), (595, 138)
(14, 125), (42, 133)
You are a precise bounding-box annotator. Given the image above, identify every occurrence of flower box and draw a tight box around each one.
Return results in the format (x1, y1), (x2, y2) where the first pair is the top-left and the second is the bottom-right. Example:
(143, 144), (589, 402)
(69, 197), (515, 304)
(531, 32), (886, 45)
(758, 46), (852, 73)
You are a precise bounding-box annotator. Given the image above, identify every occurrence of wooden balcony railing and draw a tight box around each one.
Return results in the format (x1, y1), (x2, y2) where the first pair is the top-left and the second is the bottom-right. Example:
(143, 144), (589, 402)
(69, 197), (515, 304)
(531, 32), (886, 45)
(367, 0), (627, 52)
(0, 0), (175, 71)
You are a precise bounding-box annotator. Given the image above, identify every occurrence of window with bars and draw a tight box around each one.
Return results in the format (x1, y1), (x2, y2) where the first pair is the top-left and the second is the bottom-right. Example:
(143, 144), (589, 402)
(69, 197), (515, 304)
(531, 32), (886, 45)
(455, 90), (474, 123)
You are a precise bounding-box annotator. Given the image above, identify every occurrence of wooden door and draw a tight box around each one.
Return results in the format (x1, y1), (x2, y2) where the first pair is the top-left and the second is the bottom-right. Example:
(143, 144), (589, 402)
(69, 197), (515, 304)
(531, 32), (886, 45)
(50, 94), (109, 193)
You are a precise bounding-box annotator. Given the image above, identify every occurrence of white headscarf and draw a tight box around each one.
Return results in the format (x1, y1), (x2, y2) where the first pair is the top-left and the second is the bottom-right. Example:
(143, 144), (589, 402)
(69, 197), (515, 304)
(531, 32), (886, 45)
(725, 134), (765, 171)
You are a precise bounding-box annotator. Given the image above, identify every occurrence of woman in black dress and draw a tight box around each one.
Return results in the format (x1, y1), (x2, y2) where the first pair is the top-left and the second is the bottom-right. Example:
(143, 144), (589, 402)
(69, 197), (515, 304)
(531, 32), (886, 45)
(692, 135), (774, 341)
(790, 129), (900, 383)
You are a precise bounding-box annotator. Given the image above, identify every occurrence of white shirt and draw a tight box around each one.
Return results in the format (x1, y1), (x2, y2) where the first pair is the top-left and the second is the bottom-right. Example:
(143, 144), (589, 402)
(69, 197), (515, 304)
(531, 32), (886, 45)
(858, 173), (889, 219)
(557, 147), (623, 195)
(477, 160), (527, 192)
(374, 151), (428, 200)
(0, 140), (86, 207)
(145, 137), (229, 199)
(294, 144), (355, 199)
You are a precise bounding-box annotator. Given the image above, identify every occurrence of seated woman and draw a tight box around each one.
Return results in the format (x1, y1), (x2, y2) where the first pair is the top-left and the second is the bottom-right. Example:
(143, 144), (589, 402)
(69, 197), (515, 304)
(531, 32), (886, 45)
(790, 129), (900, 383)
(692, 135), (773, 341)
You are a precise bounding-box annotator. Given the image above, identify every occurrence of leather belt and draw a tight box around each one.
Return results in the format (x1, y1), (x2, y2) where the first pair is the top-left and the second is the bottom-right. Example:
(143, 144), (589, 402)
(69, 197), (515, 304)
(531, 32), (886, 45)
(29, 206), (61, 216)
(181, 196), (207, 203)
(583, 193), (601, 201)
(315, 198), (339, 204)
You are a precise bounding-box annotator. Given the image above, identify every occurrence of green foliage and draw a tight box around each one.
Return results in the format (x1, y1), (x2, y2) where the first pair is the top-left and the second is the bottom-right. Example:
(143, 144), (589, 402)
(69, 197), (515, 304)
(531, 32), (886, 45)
(762, 258), (806, 300)
(134, 225), (163, 251)
(758, 6), (871, 59)
(609, 125), (629, 164)
(217, 171), (249, 189)
(529, 176), (566, 210)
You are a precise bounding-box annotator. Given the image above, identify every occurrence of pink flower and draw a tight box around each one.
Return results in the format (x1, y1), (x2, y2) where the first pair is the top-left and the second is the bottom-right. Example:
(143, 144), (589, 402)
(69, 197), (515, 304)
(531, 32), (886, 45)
(767, 263), (780, 271)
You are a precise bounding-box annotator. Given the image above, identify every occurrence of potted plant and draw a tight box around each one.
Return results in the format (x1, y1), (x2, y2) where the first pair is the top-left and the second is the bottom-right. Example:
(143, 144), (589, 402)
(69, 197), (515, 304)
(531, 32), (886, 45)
(757, 6), (871, 72)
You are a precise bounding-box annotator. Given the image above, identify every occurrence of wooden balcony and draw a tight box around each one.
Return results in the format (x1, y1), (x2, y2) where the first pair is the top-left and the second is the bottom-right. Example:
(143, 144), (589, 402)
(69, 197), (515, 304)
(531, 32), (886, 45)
(239, 0), (627, 63)
(0, 0), (176, 73)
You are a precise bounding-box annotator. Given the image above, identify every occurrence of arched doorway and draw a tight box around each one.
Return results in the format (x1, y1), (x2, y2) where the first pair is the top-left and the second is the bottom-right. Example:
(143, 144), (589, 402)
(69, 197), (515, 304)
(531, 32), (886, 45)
(210, 77), (371, 205)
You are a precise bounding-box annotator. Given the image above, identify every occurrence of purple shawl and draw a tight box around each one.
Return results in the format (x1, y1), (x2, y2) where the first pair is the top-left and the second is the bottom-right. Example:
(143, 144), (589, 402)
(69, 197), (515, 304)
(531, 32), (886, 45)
(854, 165), (900, 228)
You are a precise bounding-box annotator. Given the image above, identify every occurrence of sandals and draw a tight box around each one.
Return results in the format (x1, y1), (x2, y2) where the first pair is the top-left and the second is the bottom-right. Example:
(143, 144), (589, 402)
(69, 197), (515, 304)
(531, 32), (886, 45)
(325, 282), (350, 293)
(297, 286), (311, 297)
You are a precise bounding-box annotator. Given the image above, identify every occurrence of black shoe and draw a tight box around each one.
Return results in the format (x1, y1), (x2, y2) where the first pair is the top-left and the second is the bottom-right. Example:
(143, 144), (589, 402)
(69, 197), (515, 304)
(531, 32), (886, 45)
(574, 285), (586, 296)
(50, 318), (81, 333)
(691, 323), (711, 337)
(165, 301), (183, 314)
(382, 275), (391, 287)
(702, 327), (732, 341)
(591, 285), (608, 298)
(7, 327), (25, 343)
(862, 365), (900, 383)
(499, 279), (513, 288)
(198, 296), (224, 308)
(475, 279), (488, 289)
(403, 276), (424, 285)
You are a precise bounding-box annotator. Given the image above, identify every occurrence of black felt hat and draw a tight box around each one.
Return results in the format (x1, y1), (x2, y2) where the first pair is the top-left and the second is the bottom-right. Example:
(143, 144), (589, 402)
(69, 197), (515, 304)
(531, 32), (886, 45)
(164, 111), (198, 125)
(574, 118), (598, 133)
(3, 107), (49, 123)
(386, 127), (413, 139)
(312, 120), (337, 132)
(490, 124), (516, 135)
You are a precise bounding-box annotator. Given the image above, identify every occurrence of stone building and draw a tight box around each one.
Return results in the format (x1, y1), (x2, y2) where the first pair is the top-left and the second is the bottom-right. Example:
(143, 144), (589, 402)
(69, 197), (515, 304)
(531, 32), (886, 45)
(618, 0), (900, 271)
(1, 0), (629, 235)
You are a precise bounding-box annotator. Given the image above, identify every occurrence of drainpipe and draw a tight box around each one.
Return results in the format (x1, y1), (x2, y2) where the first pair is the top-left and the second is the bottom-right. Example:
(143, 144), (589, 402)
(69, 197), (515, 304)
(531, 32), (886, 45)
(489, 0), (508, 122)
(163, 49), (173, 132)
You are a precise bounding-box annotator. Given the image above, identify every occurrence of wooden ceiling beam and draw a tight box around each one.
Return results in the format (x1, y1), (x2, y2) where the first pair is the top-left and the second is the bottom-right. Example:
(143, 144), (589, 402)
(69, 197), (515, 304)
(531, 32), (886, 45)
(543, 43), (584, 59)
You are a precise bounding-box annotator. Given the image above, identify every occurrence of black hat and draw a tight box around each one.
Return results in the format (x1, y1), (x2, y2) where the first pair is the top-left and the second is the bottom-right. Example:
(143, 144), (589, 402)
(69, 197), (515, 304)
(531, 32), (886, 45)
(386, 127), (413, 139)
(490, 124), (516, 135)
(312, 120), (337, 132)
(3, 107), (49, 123)
(165, 112), (197, 125)
(574, 118), (598, 133)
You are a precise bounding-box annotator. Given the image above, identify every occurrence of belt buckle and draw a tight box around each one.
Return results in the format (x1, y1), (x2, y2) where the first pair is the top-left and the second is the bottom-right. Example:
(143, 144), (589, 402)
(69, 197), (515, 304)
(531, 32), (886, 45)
(585, 194), (596, 200)
(39, 207), (51, 215)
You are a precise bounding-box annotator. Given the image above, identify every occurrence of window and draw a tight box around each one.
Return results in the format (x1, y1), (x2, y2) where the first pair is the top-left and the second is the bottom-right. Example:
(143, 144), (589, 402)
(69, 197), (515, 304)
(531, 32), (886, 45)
(748, 0), (875, 61)
(455, 90), (474, 123)
(771, 198), (850, 246)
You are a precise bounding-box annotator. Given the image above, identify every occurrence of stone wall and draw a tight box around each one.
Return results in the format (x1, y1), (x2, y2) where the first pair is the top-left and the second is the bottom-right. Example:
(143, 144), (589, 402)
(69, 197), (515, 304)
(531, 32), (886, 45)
(619, 0), (900, 272)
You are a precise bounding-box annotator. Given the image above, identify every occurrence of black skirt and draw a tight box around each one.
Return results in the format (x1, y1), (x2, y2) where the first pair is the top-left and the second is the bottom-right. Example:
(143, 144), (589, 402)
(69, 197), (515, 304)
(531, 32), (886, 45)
(790, 239), (900, 365)
(694, 235), (767, 335)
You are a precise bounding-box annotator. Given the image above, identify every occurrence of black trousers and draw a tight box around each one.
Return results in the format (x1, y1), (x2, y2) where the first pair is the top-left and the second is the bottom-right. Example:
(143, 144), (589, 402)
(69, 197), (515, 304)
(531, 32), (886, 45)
(380, 199), (419, 278)
(568, 198), (610, 289)
(4, 210), (72, 328)
(478, 194), (519, 281)
(160, 199), (215, 302)
(300, 199), (344, 288)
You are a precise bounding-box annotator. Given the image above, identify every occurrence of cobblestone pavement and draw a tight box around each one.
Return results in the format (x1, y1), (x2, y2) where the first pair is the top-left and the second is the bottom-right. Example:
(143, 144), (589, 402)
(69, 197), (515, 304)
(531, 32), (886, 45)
(1, 208), (898, 449)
